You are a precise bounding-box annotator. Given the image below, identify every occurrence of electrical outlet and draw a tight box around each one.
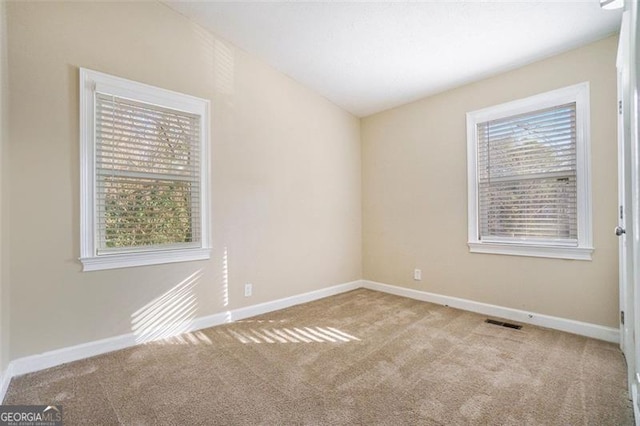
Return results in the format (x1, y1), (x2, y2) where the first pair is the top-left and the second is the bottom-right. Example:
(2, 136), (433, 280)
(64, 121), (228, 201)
(413, 269), (422, 281)
(244, 283), (252, 297)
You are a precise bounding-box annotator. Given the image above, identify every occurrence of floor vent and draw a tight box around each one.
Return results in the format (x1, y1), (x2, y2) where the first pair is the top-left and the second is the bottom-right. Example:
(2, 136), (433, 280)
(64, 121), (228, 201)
(484, 319), (522, 330)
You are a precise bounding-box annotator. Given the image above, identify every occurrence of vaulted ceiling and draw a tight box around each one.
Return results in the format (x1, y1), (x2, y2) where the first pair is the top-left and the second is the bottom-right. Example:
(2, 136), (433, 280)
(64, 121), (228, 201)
(165, 1), (622, 117)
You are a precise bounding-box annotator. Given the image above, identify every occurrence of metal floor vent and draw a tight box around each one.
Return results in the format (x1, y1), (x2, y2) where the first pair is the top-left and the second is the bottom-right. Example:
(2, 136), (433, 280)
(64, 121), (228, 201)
(484, 319), (522, 330)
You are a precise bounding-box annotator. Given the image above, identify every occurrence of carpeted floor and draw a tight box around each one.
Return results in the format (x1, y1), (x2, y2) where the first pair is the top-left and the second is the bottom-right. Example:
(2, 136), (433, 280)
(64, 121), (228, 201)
(3, 289), (635, 425)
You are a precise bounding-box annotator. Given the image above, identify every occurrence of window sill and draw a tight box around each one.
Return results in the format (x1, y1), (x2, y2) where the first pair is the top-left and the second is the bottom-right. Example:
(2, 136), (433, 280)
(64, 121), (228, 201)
(468, 242), (593, 261)
(80, 248), (211, 271)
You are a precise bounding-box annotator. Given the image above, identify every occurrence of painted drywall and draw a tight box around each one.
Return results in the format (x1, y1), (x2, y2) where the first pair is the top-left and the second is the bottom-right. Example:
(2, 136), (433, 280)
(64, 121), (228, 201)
(6, 1), (361, 360)
(362, 36), (620, 327)
(0, 0), (9, 375)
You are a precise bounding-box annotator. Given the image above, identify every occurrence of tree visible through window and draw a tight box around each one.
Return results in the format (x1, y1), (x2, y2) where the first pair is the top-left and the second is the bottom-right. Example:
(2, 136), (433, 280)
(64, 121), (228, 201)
(478, 103), (577, 242)
(466, 83), (592, 260)
(80, 68), (210, 271)
(96, 94), (200, 251)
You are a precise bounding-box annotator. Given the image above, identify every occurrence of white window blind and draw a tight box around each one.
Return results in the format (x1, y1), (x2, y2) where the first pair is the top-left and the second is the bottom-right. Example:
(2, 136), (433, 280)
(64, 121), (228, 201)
(95, 93), (202, 253)
(80, 68), (210, 271)
(466, 82), (592, 260)
(477, 102), (577, 245)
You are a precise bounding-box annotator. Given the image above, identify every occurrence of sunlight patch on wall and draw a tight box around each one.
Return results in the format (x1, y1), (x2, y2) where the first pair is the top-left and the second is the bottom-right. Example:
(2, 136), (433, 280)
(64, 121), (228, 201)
(131, 270), (202, 344)
(189, 23), (234, 95)
(222, 246), (232, 323)
(222, 246), (229, 308)
(214, 39), (234, 95)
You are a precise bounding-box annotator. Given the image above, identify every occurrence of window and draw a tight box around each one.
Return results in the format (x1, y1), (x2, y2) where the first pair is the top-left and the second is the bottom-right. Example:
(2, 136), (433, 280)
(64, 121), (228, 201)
(466, 83), (592, 260)
(80, 68), (210, 271)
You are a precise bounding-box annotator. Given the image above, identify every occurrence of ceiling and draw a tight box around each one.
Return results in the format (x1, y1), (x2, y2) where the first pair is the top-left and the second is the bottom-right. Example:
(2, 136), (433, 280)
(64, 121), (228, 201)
(164, 1), (623, 117)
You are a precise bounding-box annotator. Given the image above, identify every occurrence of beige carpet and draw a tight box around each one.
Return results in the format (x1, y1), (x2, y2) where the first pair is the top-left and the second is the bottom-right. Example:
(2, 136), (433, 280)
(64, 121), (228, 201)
(3, 289), (634, 425)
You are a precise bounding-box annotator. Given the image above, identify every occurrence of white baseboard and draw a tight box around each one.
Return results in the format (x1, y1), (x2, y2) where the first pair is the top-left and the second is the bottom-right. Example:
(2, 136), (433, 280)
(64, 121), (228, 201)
(0, 363), (13, 403)
(1, 278), (619, 404)
(0, 279), (361, 402)
(362, 280), (620, 344)
(633, 382), (639, 426)
(223, 279), (362, 323)
(9, 333), (138, 380)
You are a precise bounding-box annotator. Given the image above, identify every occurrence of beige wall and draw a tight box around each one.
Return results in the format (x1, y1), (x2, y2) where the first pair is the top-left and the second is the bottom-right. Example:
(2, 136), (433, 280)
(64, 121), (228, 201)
(0, 0), (9, 373)
(362, 36), (619, 327)
(4, 1), (621, 364)
(6, 1), (361, 360)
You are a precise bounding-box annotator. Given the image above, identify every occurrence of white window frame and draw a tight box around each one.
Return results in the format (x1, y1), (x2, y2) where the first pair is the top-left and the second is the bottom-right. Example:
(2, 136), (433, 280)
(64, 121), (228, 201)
(79, 68), (211, 271)
(466, 82), (593, 261)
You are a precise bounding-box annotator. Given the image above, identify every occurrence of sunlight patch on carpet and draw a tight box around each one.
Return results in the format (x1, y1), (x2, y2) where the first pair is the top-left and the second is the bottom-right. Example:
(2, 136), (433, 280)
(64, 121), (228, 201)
(221, 326), (360, 344)
(151, 331), (213, 346)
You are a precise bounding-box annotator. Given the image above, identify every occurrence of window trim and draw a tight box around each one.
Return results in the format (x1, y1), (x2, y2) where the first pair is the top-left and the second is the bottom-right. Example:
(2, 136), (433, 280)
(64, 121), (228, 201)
(79, 68), (211, 271)
(466, 82), (593, 261)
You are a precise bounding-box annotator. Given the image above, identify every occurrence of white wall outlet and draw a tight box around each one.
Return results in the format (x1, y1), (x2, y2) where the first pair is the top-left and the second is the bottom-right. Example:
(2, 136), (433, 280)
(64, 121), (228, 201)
(244, 283), (253, 297)
(413, 269), (422, 281)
